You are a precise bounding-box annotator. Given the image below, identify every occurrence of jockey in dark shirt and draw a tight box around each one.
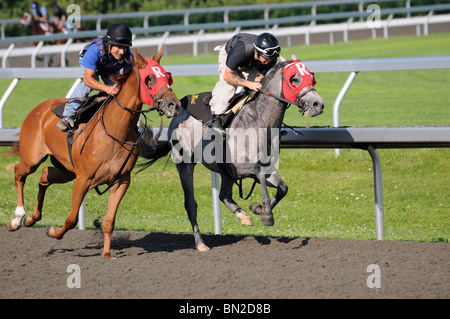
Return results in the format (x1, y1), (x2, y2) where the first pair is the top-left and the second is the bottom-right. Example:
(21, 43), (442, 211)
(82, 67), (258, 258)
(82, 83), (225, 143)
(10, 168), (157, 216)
(209, 32), (281, 135)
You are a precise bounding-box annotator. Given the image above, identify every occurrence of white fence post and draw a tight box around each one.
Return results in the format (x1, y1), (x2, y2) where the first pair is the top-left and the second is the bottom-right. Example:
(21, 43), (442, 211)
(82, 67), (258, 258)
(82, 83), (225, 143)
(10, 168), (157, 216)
(0, 78), (19, 128)
(333, 71), (358, 156)
(211, 172), (222, 235)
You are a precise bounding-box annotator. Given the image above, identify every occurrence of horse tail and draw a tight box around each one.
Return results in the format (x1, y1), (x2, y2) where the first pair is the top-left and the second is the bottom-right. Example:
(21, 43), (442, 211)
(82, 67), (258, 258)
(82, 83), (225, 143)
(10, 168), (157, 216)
(4, 141), (20, 157)
(136, 126), (171, 172)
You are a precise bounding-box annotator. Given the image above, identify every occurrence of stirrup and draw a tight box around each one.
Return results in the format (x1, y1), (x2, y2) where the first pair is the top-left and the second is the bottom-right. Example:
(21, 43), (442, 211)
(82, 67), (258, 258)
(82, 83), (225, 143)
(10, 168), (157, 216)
(209, 115), (226, 136)
(57, 116), (75, 131)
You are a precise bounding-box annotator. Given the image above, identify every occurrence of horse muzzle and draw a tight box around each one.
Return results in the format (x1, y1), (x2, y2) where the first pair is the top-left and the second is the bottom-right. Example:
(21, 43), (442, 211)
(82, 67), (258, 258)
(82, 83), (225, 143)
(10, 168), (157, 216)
(157, 98), (180, 118)
(299, 91), (325, 117)
(303, 100), (325, 117)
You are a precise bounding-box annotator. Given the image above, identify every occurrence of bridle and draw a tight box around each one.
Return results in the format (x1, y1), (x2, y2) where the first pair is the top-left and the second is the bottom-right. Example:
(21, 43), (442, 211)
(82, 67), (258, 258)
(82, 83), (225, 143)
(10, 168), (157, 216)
(259, 64), (316, 115)
(136, 67), (174, 116)
(100, 67), (170, 145)
(93, 66), (173, 195)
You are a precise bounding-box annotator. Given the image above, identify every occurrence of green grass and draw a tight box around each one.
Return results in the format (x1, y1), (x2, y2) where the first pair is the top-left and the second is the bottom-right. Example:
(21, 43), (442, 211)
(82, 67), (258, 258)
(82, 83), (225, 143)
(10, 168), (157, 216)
(0, 33), (449, 242)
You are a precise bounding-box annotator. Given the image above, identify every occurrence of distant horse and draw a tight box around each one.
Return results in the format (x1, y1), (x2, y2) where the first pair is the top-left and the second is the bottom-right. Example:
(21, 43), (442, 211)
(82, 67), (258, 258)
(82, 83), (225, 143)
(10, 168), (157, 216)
(139, 55), (324, 251)
(20, 11), (65, 41)
(7, 49), (180, 258)
(20, 11), (67, 66)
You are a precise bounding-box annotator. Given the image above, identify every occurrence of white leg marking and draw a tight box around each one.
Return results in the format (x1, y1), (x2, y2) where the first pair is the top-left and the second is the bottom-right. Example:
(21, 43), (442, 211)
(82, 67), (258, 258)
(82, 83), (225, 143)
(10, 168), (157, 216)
(11, 206), (26, 229)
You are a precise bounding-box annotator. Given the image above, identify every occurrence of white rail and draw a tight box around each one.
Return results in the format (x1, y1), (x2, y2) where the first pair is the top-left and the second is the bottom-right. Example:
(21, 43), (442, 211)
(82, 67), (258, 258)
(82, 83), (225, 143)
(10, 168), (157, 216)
(1, 1), (450, 65)
(1, 56), (449, 128)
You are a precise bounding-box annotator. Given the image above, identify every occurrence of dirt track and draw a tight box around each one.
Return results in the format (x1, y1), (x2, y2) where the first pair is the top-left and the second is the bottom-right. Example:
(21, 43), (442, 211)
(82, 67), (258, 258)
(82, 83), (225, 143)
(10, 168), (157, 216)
(0, 226), (448, 299)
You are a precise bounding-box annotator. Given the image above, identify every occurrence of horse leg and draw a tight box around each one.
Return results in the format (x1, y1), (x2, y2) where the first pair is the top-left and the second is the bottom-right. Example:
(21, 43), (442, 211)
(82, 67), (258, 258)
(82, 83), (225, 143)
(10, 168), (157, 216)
(249, 170), (288, 226)
(24, 166), (75, 228)
(102, 176), (131, 259)
(176, 162), (209, 252)
(7, 164), (28, 231)
(266, 170), (288, 210)
(47, 178), (89, 240)
(249, 172), (274, 226)
(7, 157), (45, 231)
(219, 175), (253, 226)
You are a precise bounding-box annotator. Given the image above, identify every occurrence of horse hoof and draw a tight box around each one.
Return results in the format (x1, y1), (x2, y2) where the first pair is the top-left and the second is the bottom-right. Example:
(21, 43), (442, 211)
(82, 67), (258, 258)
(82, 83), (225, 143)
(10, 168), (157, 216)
(261, 214), (274, 226)
(236, 211), (253, 226)
(46, 227), (55, 237)
(6, 221), (20, 232)
(196, 243), (210, 252)
(23, 215), (36, 228)
(46, 226), (62, 239)
(249, 202), (263, 215)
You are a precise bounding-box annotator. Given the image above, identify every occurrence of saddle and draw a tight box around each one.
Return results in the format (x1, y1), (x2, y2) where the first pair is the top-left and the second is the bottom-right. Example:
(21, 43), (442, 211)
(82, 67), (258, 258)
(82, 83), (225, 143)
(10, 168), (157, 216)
(52, 92), (110, 125)
(180, 90), (255, 128)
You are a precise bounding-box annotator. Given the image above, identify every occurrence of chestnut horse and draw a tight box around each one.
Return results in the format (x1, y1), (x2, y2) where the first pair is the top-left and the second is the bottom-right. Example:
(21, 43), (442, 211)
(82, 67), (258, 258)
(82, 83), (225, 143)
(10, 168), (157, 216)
(7, 49), (180, 258)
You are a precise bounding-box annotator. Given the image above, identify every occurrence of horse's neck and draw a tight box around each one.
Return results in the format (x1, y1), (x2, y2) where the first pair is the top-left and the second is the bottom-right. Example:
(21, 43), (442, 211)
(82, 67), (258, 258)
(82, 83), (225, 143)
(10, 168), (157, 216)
(233, 75), (285, 129)
(118, 72), (142, 111)
(104, 71), (141, 135)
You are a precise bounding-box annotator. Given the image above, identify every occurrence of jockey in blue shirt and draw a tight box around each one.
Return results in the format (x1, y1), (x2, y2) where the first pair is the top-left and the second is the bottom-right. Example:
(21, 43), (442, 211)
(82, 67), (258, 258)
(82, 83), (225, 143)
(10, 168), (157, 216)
(32, 2), (50, 34)
(57, 24), (133, 131)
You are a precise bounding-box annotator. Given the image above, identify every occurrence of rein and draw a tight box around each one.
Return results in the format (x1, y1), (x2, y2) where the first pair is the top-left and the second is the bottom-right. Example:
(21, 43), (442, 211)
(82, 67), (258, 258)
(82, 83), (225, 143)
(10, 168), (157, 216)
(259, 70), (316, 114)
(234, 65), (315, 198)
(94, 67), (168, 195)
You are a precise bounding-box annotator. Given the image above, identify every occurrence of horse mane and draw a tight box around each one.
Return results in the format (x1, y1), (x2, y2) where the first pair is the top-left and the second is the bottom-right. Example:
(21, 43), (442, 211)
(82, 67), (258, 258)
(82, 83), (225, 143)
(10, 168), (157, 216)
(260, 61), (288, 89)
(110, 55), (148, 86)
(110, 67), (133, 86)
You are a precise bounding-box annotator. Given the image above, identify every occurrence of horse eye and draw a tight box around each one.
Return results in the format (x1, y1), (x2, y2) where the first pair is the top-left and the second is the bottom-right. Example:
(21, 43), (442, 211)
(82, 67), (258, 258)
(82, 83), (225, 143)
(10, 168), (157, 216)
(145, 75), (155, 88)
(291, 74), (302, 87)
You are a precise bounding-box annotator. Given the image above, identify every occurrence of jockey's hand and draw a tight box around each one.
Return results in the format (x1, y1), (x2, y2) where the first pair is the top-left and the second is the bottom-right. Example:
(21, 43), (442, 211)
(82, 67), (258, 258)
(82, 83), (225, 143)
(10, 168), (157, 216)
(247, 81), (262, 92)
(106, 85), (119, 96)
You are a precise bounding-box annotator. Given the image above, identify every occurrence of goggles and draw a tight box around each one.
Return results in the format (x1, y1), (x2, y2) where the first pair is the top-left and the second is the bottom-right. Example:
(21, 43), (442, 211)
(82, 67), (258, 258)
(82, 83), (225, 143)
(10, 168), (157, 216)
(110, 38), (132, 48)
(253, 44), (281, 58)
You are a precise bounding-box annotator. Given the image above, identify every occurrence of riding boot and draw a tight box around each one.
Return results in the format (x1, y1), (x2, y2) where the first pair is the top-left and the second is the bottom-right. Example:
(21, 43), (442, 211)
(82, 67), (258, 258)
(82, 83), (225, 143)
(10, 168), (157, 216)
(57, 116), (75, 132)
(210, 115), (226, 136)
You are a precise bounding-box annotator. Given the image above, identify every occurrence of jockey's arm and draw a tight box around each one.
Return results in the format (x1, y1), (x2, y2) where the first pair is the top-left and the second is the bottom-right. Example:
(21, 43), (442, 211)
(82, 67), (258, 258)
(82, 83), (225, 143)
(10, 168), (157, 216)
(84, 68), (119, 96)
(54, 15), (66, 27)
(223, 66), (262, 92)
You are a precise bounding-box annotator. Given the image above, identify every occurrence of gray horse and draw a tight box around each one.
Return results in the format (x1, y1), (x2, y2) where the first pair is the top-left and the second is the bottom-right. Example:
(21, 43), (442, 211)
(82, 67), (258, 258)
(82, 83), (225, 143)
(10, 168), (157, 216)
(139, 56), (324, 251)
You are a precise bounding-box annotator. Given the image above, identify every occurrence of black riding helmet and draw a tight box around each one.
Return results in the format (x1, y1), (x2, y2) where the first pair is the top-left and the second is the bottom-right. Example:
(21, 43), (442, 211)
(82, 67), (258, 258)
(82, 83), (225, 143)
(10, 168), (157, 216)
(253, 33), (280, 59)
(105, 24), (132, 47)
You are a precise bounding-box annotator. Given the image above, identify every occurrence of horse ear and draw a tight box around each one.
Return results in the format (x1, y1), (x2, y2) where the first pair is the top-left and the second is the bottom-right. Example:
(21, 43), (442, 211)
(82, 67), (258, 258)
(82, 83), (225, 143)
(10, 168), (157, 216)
(134, 49), (148, 69)
(291, 53), (299, 60)
(152, 48), (163, 64)
(279, 55), (287, 62)
(135, 49), (144, 62)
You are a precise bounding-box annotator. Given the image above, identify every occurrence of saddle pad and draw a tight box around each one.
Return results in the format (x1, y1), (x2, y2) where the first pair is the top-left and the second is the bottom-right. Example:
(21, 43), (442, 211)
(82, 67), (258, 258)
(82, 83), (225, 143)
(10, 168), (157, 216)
(52, 102), (69, 118)
(52, 93), (107, 124)
(180, 92), (213, 123)
(181, 91), (250, 124)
